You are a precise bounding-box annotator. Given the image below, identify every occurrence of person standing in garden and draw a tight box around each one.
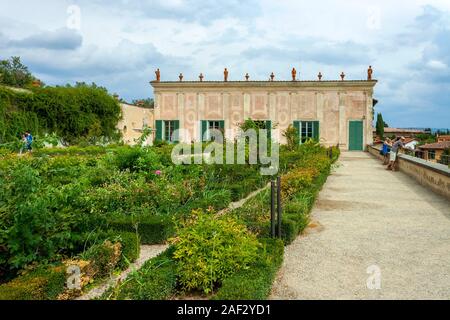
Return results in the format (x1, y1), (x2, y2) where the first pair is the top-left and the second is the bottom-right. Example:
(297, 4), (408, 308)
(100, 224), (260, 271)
(25, 131), (33, 153)
(19, 133), (28, 155)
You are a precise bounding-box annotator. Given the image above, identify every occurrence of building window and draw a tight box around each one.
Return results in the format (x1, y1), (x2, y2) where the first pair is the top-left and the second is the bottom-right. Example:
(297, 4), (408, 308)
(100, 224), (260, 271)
(209, 121), (221, 131)
(300, 121), (314, 143)
(201, 120), (224, 142)
(208, 121), (223, 142)
(428, 150), (436, 160)
(164, 120), (176, 142)
(155, 120), (179, 143)
(294, 121), (319, 144)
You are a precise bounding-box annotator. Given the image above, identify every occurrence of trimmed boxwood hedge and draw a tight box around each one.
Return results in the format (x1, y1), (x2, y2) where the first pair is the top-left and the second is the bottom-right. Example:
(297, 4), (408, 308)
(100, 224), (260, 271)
(109, 215), (175, 245)
(115, 232), (140, 269)
(0, 230), (139, 300)
(0, 265), (66, 300)
(213, 238), (284, 300)
(103, 247), (177, 300)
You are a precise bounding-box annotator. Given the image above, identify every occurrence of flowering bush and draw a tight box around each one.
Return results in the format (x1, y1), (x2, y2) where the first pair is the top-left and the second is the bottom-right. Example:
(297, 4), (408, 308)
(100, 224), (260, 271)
(170, 209), (259, 294)
(281, 167), (318, 199)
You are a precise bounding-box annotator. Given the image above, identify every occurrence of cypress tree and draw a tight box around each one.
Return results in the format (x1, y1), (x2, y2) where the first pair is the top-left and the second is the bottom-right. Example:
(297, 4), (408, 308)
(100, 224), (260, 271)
(376, 113), (385, 140)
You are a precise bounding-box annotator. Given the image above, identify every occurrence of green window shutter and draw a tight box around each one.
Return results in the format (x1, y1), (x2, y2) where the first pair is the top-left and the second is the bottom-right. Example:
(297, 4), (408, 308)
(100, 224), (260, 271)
(293, 121), (300, 144)
(173, 120), (180, 143)
(219, 120), (225, 130)
(266, 120), (272, 140)
(313, 121), (320, 141)
(155, 120), (163, 141)
(201, 120), (208, 142)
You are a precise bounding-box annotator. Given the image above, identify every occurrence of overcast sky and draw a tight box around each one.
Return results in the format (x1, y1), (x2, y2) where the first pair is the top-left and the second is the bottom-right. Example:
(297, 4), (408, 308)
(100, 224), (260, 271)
(1, 0), (449, 128)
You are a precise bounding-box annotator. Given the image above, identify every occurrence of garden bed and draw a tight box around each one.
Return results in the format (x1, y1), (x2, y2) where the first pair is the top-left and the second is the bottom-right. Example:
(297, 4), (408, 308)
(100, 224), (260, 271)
(100, 142), (340, 300)
(0, 142), (282, 298)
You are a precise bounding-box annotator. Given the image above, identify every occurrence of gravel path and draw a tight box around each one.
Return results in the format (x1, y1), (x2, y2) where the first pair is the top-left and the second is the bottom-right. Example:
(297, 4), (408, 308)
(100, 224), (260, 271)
(270, 152), (450, 300)
(218, 182), (270, 216)
(76, 244), (168, 300)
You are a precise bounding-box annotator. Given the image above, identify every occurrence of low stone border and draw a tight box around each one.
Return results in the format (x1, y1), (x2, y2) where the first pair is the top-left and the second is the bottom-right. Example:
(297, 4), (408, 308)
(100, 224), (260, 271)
(368, 145), (450, 200)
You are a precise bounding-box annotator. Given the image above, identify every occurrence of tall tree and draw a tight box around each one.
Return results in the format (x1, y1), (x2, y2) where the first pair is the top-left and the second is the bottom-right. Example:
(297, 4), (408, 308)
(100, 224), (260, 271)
(376, 113), (385, 139)
(0, 56), (34, 88)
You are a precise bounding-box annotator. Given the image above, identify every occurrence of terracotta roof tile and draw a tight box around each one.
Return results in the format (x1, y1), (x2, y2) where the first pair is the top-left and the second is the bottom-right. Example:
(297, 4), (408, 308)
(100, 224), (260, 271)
(419, 141), (450, 150)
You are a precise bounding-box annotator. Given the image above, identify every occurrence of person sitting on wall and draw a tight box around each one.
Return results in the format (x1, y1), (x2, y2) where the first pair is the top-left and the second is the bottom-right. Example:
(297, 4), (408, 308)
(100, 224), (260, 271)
(386, 136), (405, 171)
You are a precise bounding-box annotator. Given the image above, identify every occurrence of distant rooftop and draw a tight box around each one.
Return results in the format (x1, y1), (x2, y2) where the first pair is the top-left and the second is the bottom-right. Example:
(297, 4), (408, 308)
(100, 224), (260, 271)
(419, 141), (450, 150)
(150, 80), (377, 88)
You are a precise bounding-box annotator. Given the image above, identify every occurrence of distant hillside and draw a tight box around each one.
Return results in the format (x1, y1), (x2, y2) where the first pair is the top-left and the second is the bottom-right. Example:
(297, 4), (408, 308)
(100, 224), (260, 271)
(404, 128), (450, 134)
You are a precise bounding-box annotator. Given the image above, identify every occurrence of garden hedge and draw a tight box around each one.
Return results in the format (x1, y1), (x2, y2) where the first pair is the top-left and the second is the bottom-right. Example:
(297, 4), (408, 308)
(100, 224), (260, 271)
(104, 247), (177, 300)
(0, 266), (66, 300)
(0, 230), (139, 300)
(115, 232), (140, 269)
(213, 238), (284, 300)
(109, 215), (175, 245)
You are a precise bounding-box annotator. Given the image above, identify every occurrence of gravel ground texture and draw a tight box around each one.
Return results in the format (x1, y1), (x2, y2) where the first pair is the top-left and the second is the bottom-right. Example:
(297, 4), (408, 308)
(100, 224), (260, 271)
(270, 152), (450, 300)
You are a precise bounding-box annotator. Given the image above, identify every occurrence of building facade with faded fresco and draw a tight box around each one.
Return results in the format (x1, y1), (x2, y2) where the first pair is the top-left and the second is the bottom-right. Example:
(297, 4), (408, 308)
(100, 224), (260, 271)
(117, 102), (154, 145)
(150, 67), (377, 151)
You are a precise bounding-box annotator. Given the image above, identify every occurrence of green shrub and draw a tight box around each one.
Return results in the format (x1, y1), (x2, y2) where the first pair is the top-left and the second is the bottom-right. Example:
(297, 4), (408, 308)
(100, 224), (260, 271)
(282, 125), (300, 151)
(331, 146), (340, 163)
(109, 215), (175, 244)
(281, 167), (318, 199)
(114, 232), (140, 269)
(82, 240), (121, 278)
(113, 147), (143, 171)
(105, 247), (176, 300)
(291, 188), (316, 208)
(32, 146), (109, 157)
(171, 209), (260, 294)
(279, 217), (299, 244)
(213, 238), (284, 300)
(0, 265), (66, 300)
(229, 183), (246, 201)
(285, 212), (309, 232)
(186, 189), (232, 211)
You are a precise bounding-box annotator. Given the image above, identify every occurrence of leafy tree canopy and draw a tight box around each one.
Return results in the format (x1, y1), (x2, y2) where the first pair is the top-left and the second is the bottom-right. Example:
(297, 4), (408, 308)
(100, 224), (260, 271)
(0, 56), (35, 88)
(0, 84), (122, 145)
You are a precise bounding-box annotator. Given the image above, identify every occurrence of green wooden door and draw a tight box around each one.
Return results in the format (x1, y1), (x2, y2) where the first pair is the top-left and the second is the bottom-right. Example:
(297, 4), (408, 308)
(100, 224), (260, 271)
(349, 121), (363, 151)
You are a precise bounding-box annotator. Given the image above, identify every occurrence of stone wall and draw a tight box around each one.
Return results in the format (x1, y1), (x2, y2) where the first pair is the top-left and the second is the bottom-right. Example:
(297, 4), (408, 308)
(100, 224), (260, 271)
(368, 145), (450, 200)
(152, 81), (376, 150)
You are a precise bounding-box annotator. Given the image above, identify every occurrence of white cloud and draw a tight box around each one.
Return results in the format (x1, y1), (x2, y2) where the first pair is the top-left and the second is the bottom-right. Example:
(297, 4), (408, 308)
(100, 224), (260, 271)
(0, 0), (449, 127)
(427, 59), (447, 69)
